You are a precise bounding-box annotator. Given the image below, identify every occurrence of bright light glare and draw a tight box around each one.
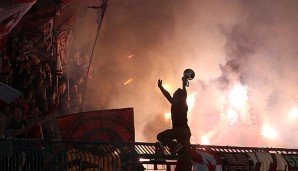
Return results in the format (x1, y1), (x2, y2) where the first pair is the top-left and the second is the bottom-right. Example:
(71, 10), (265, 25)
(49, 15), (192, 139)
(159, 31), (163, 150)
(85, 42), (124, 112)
(226, 108), (238, 125)
(187, 92), (198, 113)
(262, 124), (277, 139)
(139, 158), (149, 162)
(162, 83), (172, 92)
(229, 85), (248, 109)
(201, 135), (210, 145)
(164, 112), (171, 119)
(289, 107), (298, 120)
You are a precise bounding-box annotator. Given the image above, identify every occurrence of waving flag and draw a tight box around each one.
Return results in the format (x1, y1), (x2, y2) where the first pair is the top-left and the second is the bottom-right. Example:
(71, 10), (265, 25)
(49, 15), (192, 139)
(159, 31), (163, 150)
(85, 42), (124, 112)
(192, 149), (222, 171)
(57, 108), (135, 142)
(0, 0), (36, 49)
(56, 30), (68, 74)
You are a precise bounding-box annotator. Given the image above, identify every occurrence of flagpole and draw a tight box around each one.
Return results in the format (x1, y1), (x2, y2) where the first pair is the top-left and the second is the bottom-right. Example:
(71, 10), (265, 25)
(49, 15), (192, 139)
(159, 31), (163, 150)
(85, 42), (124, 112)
(65, 5), (86, 101)
(80, 0), (108, 112)
(49, 0), (60, 104)
(50, 0), (58, 70)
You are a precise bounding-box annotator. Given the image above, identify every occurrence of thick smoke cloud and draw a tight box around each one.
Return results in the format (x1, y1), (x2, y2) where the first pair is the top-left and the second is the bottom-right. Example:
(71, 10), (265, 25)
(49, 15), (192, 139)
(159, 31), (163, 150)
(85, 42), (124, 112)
(73, 0), (298, 148)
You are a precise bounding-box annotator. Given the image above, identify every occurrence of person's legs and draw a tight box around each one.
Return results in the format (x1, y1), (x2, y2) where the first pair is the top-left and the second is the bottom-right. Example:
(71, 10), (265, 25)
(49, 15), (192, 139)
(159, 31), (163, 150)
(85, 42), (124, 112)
(178, 139), (192, 171)
(175, 127), (192, 171)
(157, 129), (177, 150)
(157, 127), (193, 171)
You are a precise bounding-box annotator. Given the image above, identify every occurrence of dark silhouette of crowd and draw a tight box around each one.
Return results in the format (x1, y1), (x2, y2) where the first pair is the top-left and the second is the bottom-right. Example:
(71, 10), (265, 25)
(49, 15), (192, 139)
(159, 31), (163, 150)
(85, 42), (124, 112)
(0, 33), (92, 139)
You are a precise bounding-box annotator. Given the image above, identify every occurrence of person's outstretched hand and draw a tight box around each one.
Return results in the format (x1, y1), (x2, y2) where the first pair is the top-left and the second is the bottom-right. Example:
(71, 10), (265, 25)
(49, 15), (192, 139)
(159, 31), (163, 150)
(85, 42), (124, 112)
(158, 79), (163, 88)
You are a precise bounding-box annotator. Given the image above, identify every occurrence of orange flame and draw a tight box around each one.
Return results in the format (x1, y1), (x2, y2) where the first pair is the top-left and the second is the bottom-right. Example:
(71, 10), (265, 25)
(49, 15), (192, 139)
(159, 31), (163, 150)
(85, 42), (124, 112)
(124, 78), (134, 85)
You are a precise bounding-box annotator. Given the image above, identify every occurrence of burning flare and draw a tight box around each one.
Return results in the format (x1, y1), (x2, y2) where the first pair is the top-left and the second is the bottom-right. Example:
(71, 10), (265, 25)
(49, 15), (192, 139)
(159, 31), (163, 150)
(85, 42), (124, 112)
(124, 78), (134, 85)
(262, 124), (277, 139)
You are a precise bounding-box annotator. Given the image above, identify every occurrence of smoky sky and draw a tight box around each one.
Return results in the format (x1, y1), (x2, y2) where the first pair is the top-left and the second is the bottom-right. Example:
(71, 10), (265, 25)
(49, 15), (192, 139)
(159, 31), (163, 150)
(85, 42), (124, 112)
(72, 0), (298, 148)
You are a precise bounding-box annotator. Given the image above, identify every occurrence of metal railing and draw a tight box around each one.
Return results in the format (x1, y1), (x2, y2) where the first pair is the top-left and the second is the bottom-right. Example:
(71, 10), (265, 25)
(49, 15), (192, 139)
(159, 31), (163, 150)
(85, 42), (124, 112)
(0, 139), (179, 171)
(1, 138), (298, 171)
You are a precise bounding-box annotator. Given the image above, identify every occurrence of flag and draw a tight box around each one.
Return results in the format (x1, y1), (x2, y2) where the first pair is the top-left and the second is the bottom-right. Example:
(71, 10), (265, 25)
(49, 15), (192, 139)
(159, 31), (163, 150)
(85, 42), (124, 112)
(39, 3), (76, 52)
(0, 82), (23, 104)
(41, 18), (54, 51)
(0, 0), (37, 49)
(56, 30), (68, 74)
(192, 149), (222, 171)
(40, 2), (81, 72)
(0, 82), (23, 109)
(57, 108), (135, 142)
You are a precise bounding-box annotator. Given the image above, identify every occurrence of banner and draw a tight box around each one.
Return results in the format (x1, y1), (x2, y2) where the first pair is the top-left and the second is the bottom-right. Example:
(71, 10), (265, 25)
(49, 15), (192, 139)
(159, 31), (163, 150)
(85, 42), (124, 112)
(283, 154), (298, 170)
(192, 149), (222, 171)
(0, 0), (36, 49)
(192, 147), (290, 171)
(57, 108), (135, 142)
(192, 151), (254, 171)
(41, 18), (54, 51)
(56, 31), (68, 74)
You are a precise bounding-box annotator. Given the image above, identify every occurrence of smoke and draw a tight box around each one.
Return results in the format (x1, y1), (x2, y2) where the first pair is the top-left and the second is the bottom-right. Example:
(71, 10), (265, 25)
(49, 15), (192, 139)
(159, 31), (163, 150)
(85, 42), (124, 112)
(73, 0), (298, 148)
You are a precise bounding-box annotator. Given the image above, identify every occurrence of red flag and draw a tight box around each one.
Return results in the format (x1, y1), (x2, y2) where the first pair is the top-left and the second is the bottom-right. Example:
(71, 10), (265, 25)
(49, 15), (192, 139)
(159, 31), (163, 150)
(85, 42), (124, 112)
(56, 31), (68, 74)
(41, 18), (54, 51)
(0, 0), (37, 49)
(57, 108), (135, 142)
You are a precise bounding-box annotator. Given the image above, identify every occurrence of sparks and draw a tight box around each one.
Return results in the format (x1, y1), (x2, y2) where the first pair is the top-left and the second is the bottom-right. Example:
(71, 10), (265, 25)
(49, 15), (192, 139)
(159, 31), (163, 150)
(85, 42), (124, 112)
(124, 78), (134, 85)
(128, 54), (134, 59)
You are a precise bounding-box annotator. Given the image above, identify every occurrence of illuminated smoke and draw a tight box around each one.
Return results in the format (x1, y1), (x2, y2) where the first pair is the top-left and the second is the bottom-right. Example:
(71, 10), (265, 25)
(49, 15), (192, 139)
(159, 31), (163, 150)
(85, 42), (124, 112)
(72, 0), (298, 148)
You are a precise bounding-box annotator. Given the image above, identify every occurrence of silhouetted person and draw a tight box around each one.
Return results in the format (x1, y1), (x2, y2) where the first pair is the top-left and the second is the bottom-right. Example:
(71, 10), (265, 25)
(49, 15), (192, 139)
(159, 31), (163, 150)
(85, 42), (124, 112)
(157, 78), (192, 171)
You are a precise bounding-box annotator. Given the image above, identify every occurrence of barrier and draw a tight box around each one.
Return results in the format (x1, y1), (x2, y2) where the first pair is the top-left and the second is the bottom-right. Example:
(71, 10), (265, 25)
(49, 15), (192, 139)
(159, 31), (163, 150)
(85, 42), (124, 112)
(1, 138), (298, 171)
(192, 145), (298, 171)
(0, 139), (179, 171)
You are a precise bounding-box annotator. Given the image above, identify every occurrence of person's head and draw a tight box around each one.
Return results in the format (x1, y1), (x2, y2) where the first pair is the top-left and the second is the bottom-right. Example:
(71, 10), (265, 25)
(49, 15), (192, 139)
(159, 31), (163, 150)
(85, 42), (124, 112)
(12, 107), (23, 121)
(47, 88), (57, 104)
(42, 62), (51, 72)
(32, 55), (40, 65)
(75, 93), (82, 106)
(28, 106), (41, 118)
(173, 88), (187, 100)
(58, 78), (67, 95)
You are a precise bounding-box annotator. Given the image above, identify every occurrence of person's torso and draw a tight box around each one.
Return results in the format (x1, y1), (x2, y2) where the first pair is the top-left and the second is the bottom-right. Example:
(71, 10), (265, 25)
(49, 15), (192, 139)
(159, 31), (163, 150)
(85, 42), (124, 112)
(171, 101), (188, 128)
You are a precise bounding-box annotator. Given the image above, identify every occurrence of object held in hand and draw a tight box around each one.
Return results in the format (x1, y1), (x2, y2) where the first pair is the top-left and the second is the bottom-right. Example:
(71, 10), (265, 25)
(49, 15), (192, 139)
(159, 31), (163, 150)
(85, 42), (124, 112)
(182, 69), (195, 87)
(183, 69), (195, 80)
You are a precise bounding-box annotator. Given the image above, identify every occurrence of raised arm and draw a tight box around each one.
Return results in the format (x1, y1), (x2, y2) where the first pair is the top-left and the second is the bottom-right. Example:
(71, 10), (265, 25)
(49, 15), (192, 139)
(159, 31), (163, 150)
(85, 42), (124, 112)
(158, 79), (173, 104)
(182, 77), (188, 91)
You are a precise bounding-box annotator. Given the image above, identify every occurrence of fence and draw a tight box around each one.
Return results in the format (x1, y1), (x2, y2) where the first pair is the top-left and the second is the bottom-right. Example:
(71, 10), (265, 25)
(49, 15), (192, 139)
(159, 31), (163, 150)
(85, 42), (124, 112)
(0, 138), (179, 171)
(1, 138), (298, 171)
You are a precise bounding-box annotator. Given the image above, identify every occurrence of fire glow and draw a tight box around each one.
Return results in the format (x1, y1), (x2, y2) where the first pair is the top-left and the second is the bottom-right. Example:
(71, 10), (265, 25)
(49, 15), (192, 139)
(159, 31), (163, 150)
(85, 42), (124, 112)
(124, 78), (134, 85)
(228, 85), (248, 109)
(262, 124), (277, 139)
(288, 107), (298, 120)
(128, 54), (134, 59)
